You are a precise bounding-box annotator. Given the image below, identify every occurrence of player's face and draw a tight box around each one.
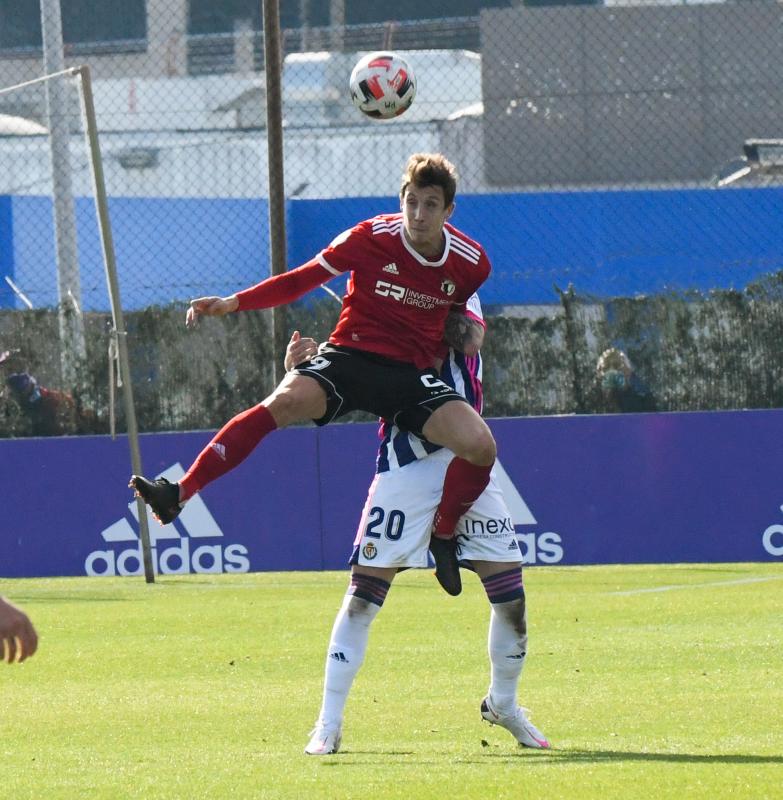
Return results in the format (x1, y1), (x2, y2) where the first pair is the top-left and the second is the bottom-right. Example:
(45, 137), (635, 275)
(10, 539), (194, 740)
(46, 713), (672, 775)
(401, 184), (454, 257)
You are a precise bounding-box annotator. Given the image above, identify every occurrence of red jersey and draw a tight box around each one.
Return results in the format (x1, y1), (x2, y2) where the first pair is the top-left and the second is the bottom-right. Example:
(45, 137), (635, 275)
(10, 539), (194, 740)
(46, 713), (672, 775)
(317, 213), (490, 369)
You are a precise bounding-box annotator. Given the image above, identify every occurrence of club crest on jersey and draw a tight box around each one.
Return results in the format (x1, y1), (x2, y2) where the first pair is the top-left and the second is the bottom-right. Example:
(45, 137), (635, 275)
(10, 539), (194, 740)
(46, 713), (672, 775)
(362, 542), (378, 560)
(441, 279), (456, 296)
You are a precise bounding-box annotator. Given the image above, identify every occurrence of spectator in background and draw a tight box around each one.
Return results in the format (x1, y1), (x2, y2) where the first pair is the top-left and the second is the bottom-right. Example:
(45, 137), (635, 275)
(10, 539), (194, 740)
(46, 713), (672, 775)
(591, 348), (657, 414)
(0, 596), (38, 663)
(5, 372), (96, 436)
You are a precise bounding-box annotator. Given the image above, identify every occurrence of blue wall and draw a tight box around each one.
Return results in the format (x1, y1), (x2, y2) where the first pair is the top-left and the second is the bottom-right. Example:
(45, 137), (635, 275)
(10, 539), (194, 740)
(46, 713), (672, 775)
(289, 188), (783, 304)
(0, 195), (13, 308)
(7, 195), (270, 310)
(2, 187), (783, 310)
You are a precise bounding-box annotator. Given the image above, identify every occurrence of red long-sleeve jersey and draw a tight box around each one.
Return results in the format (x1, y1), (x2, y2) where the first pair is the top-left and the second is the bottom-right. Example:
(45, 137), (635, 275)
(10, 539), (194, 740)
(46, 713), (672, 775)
(235, 212), (491, 369)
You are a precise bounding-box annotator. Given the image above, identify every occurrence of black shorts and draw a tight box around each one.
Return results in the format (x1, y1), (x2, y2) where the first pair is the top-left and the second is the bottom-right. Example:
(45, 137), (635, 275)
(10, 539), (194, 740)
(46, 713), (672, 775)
(292, 344), (466, 435)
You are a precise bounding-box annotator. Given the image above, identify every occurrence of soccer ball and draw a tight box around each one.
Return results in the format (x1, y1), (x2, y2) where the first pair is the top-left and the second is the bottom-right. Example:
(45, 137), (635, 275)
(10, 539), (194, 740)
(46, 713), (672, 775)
(349, 52), (416, 120)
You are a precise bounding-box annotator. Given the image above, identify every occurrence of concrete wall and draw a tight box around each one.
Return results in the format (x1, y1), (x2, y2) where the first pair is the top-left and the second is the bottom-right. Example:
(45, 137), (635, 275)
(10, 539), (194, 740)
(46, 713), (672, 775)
(481, 2), (783, 185)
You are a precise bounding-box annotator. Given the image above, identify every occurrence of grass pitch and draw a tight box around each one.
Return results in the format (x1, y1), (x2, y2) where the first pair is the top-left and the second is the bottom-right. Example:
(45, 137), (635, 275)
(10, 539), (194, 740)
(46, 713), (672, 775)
(2, 563), (781, 800)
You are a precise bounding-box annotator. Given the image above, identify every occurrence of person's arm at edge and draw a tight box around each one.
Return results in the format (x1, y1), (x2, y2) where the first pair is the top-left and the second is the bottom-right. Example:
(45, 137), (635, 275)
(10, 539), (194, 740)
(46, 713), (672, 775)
(0, 596), (38, 663)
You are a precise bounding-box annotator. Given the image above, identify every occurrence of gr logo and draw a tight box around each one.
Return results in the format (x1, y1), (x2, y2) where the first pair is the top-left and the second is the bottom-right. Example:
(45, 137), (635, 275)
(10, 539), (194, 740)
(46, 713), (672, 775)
(86, 463), (250, 576)
(374, 280), (405, 300)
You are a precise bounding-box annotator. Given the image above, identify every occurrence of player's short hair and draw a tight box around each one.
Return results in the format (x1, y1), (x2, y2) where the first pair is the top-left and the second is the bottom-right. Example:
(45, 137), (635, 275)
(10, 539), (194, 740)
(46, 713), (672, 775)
(400, 153), (458, 207)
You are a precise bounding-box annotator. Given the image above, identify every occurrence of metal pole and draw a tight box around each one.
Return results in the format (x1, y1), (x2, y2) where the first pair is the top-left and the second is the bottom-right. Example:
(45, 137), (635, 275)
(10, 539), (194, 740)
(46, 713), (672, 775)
(262, 0), (288, 386)
(39, 0), (86, 388)
(325, 0), (346, 122)
(299, 0), (311, 51)
(329, 0), (345, 48)
(75, 65), (155, 584)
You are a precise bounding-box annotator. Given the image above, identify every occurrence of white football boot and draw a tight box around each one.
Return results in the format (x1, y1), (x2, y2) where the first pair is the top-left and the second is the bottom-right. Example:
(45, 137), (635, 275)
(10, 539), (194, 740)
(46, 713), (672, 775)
(304, 723), (342, 755)
(480, 696), (551, 749)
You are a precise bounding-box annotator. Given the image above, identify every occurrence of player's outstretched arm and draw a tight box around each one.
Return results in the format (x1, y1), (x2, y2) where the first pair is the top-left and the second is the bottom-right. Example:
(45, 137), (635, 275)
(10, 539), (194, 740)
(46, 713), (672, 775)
(0, 596), (38, 664)
(186, 295), (239, 328)
(187, 260), (334, 330)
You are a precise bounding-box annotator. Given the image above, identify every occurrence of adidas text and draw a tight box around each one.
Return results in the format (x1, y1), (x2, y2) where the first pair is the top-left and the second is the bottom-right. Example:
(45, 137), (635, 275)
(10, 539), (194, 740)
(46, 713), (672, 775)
(85, 538), (250, 577)
(516, 531), (563, 565)
(88, 462), (251, 576)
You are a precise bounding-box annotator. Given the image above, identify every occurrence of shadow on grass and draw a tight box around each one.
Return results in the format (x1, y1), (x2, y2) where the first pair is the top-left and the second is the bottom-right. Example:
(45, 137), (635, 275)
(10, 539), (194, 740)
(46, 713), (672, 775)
(4, 594), (140, 604)
(481, 748), (783, 765)
(317, 748), (783, 766)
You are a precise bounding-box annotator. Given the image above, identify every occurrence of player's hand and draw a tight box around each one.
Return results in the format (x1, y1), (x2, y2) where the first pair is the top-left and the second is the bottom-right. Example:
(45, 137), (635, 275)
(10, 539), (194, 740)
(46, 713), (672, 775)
(284, 331), (319, 371)
(186, 295), (239, 328)
(443, 311), (485, 356)
(0, 597), (38, 664)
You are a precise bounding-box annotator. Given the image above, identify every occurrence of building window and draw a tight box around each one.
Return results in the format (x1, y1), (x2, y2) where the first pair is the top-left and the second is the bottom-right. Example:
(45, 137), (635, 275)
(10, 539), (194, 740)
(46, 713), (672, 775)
(0, 0), (146, 51)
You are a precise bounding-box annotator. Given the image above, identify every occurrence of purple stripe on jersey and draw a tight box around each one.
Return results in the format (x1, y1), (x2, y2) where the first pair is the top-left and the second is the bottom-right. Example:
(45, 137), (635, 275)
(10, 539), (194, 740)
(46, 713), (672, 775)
(466, 354), (484, 414)
(451, 351), (483, 414)
(376, 424), (392, 472)
(348, 573), (391, 607)
(481, 568), (525, 604)
(392, 430), (417, 465)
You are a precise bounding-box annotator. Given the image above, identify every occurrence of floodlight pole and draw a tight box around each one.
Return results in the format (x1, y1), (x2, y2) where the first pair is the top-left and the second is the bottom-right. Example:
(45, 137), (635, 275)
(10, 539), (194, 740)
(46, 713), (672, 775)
(74, 65), (155, 584)
(262, 0), (288, 386)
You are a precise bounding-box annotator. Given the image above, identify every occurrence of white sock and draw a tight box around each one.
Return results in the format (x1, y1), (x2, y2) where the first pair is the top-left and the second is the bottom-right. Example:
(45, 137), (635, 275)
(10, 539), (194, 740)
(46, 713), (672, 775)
(317, 593), (382, 729)
(487, 599), (527, 715)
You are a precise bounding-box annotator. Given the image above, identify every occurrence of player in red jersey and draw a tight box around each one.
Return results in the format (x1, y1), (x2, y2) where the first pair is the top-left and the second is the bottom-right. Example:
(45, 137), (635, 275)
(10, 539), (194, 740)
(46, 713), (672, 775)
(130, 153), (494, 595)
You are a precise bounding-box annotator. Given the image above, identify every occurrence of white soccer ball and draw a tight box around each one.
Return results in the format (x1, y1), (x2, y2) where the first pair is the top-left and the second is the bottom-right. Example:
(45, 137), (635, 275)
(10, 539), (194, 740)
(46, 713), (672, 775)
(349, 52), (416, 120)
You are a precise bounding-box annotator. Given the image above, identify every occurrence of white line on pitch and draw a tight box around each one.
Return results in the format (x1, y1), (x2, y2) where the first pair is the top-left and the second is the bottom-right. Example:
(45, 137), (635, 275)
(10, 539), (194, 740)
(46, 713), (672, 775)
(607, 575), (783, 596)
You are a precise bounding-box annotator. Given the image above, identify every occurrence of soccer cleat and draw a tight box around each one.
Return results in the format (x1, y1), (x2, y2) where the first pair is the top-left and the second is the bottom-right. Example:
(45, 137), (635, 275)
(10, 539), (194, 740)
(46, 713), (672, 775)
(129, 475), (182, 525)
(304, 723), (342, 756)
(429, 534), (462, 596)
(480, 696), (550, 749)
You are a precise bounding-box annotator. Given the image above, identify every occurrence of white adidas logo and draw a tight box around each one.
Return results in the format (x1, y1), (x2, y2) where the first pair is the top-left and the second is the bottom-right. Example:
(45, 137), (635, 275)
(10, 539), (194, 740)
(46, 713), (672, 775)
(87, 463), (250, 576)
(211, 442), (226, 460)
(493, 460), (564, 565)
(382, 262), (399, 275)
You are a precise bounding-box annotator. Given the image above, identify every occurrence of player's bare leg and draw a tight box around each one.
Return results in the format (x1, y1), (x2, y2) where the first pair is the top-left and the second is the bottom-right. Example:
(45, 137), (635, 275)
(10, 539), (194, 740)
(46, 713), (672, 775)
(130, 374), (327, 524)
(421, 401), (496, 595)
(305, 565), (397, 755)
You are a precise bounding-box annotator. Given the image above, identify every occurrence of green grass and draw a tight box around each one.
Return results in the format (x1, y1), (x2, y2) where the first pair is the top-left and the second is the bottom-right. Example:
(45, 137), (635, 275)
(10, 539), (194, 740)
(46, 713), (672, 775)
(2, 563), (781, 799)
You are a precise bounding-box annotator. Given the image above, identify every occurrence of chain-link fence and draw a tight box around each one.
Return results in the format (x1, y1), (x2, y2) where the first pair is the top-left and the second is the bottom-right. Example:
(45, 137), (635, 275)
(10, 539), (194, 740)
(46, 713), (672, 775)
(1, 1), (782, 437)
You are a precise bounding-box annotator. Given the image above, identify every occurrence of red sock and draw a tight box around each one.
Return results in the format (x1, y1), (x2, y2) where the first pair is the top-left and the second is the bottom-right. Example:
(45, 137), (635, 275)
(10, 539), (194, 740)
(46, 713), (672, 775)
(432, 457), (493, 538)
(179, 404), (277, 501)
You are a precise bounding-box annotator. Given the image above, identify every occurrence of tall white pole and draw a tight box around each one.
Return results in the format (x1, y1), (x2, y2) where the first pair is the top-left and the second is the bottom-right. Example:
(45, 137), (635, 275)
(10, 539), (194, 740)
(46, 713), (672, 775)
(75, 65), (156, 584)
(39, 0), (86, 388)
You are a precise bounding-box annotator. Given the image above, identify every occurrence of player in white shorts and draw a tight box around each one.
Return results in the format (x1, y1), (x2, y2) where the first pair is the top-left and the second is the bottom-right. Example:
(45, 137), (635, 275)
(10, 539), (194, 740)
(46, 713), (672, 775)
(289, 296), (550, 756)
(353, 446), (520, 569)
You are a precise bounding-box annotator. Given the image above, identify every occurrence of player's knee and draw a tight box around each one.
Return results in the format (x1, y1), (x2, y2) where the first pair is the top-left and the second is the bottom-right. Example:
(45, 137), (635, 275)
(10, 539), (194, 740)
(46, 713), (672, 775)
(464, 428), (496, 465)
(497, 596), (528, 639)
(266, 378), (325, 425)
(345, 594), (379, 624)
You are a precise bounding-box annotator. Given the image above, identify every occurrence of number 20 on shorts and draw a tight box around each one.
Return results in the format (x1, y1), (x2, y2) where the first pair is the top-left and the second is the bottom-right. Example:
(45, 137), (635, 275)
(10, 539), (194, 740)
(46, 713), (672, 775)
(364, 506), (406, 540)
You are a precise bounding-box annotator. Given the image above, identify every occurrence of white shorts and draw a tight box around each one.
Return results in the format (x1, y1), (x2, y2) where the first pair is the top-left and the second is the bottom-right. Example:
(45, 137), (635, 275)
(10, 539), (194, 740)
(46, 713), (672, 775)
(351, 448), (522, 569)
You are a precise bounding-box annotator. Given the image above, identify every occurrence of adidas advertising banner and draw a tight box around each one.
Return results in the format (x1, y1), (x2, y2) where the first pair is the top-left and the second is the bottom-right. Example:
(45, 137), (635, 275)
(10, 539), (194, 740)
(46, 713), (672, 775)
(1, 410), (781, 578)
